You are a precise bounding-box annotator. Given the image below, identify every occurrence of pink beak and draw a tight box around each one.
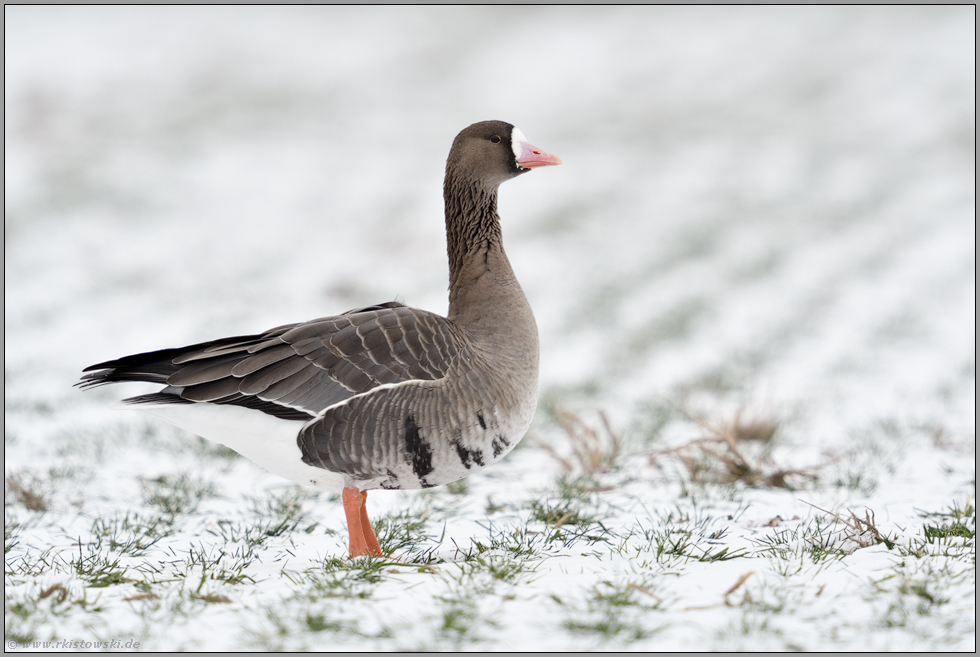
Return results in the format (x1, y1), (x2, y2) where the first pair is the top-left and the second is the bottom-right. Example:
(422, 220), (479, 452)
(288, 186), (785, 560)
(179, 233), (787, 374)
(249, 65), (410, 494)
(516, 141), (562, 169)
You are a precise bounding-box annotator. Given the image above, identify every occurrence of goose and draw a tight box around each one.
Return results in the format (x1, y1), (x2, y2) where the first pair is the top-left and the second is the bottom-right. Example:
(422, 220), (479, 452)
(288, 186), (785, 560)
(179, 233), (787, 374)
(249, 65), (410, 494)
(78, 120), (561, 557)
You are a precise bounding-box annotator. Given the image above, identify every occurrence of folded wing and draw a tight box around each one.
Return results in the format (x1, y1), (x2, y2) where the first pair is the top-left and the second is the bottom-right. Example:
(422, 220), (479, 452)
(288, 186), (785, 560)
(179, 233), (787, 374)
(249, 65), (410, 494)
(78, 302), (462, 421)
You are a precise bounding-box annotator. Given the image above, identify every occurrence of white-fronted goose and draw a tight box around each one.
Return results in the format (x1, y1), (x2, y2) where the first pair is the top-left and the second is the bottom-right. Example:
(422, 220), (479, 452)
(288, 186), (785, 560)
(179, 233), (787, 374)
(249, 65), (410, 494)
(78, 120), (561, 557)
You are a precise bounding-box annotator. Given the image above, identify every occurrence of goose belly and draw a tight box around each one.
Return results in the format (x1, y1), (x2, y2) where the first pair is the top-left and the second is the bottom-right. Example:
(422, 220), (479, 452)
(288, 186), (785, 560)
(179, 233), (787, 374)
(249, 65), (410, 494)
(422, 395), (537, 488)
(127, 402), (347, 492)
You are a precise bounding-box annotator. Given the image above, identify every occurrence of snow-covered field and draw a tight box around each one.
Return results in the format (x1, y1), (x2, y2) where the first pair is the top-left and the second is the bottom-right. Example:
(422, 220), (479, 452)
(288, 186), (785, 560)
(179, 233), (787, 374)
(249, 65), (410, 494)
(5, 6), (975, 651)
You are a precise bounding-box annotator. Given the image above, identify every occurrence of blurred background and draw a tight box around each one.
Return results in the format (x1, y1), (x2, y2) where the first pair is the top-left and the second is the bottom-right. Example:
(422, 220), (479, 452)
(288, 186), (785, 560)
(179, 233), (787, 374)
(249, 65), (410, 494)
(5, 10), (974, 648)
(5, 6), (975, 460)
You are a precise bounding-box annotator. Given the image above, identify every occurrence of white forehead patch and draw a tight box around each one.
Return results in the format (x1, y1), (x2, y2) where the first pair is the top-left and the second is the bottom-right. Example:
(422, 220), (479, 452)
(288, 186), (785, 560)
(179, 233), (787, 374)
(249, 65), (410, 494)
(510, 127), (528, 160)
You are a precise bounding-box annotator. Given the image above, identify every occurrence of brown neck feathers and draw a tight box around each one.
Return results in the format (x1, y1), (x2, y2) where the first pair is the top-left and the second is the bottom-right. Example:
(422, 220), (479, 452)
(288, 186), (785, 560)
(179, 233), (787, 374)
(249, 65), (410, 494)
(444, 173), (502, 293)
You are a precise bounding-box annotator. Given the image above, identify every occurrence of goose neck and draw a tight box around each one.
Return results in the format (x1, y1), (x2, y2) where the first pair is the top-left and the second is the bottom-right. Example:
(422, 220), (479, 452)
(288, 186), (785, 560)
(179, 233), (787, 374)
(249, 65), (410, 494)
(444, 175), (503, 292)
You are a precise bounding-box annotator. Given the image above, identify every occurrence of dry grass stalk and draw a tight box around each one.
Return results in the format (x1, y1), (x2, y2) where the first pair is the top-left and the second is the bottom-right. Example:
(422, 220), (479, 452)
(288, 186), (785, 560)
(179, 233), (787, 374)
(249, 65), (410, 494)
(694, 408), (778, 449)
(194, 594), (233, 604)
(39, 583), (69, 603)
(550, 511), (577, 531)
(6, 474), (49, 512)
(627, 582), (664, 604)
(803, 501), (894, 550)
(123, 593), (161, 602)
(723, 571), (754, 601)
(650, 407), (816, 489)
(539, 407), (622, 474)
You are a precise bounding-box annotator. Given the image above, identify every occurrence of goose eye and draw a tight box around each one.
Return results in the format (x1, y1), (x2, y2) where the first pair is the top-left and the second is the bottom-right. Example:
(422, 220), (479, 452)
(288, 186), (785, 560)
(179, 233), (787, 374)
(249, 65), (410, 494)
(490, 135), (501, 144)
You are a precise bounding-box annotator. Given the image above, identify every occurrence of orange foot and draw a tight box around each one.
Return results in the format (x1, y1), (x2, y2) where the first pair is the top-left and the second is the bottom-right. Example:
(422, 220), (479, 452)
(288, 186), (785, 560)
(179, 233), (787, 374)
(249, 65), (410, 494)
(342, 487), (384, 557)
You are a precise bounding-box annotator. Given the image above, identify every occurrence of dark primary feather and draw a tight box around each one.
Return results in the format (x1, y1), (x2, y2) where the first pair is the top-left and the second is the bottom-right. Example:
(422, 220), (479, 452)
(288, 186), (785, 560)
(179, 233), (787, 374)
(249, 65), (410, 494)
(78, 302), (465, 422)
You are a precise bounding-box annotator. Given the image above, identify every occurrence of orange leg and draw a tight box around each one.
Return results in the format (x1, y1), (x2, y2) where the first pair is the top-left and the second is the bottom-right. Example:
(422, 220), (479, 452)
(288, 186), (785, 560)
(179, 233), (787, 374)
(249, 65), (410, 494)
(358, 490), (383, 556)
(342, 487), (383, 557)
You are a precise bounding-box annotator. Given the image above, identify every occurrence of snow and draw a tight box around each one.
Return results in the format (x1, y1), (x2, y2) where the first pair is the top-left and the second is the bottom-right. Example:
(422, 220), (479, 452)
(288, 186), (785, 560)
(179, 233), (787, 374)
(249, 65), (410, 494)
(5, 6), (975, 651)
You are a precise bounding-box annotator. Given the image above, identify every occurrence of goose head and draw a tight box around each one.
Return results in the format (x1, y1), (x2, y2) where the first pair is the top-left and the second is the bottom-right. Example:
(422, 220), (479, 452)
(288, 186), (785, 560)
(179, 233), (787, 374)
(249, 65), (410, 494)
(446, 120), (561, 188)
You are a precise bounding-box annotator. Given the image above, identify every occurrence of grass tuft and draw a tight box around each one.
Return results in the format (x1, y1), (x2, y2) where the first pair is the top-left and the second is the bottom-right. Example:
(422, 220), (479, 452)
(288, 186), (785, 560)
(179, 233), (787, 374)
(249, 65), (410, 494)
(561, 573), (667, 643)
(248, 486), (312, 538)
(433, 585), (497, 648)
(374, 505), (436, 559)
(141, 473), (217, 519)
(900, 501), (975, 558)
(753, 514), (849, 566)
(71, 550), (134, 588)
(91, 512), (172, 555)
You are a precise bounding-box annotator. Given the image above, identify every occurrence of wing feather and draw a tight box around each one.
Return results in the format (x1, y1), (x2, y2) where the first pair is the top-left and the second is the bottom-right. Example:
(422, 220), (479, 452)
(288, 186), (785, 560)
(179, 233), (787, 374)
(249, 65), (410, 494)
(79, 303), (464, 421)
(230, 343), (296, 377)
